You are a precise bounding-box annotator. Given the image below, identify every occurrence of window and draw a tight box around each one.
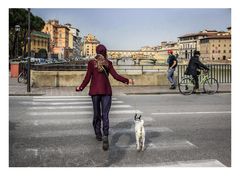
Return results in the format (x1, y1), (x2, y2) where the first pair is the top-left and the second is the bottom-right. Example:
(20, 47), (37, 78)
(223, 50), (226, 53)
(229, 50), (231, 53)
(212, 50), (215, 53)
(212, 57), (215, 60)
(212, 44), (214, 47)
(218, 44), (220, 47)
(218, 50), (221, 53)
(218, 57), (220, 60)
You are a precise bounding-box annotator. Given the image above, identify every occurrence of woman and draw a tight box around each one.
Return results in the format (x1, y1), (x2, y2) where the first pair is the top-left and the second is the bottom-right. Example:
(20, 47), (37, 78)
(76, 44), (134, 151)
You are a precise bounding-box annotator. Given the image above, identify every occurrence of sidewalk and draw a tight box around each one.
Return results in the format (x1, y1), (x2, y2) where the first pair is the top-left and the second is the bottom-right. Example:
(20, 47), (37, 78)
(9, 77), (231, 96)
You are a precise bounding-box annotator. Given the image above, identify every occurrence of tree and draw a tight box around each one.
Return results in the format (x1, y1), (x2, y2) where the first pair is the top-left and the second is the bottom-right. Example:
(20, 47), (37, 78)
(9, 9), (45, 59)
(36, 49), (48, 59)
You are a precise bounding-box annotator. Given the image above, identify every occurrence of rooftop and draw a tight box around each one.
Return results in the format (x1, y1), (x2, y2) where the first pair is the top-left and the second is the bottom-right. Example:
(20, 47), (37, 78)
(31, 31), (50, 38)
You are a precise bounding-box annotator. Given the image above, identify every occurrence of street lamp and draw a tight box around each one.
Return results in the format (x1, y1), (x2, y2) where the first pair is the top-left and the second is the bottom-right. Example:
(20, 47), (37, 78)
(15, 25), (20, 59)
(27, 8), (31, 92)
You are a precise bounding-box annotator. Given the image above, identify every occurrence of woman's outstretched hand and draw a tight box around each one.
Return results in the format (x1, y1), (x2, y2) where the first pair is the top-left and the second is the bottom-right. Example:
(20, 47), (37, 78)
(75, 86), (81, 91)
(128, 78), (134, 85)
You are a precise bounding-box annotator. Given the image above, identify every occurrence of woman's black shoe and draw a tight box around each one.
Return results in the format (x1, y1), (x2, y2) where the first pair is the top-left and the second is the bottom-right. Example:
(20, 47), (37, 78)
(96, 136), (102, 141)
(169, 85), (176, 89)
(102, 136), (109, 151)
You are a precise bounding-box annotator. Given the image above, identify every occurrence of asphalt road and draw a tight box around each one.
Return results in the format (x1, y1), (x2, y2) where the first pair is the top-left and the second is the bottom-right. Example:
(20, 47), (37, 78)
(9, 93), (231, 167)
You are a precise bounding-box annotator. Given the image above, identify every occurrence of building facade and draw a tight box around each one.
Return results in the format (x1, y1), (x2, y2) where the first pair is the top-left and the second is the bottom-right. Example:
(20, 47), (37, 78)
(65, 23), (82, 59)
(42, 20), (70, 59)
(83, 34), (100, 57)
(26, 30), (50, 58)
(178, 30), (218, 60)
(178, 28), (231, 62)
(200, 33), (231, 62)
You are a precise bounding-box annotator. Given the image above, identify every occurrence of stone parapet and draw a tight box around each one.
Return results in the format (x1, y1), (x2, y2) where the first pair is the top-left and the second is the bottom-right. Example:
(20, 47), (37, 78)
(31, 70), (174, 87)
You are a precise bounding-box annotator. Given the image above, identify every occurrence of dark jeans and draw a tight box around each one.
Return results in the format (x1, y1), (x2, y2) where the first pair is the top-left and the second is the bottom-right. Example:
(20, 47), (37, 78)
(193, 75), (199, 89)
(91, 95), (112, 137)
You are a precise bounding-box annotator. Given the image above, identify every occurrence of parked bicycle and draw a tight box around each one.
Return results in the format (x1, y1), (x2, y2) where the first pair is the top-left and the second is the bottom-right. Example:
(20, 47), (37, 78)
(178, 70), (219, 95)
(17, 68), (27, 84)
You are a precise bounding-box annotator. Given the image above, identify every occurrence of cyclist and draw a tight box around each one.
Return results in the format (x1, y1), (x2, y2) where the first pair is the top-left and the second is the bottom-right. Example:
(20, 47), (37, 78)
(185, 50), (209, 91)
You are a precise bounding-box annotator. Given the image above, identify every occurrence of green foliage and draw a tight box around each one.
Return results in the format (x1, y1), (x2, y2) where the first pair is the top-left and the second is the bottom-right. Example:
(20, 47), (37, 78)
(9, 9), (45, 59)
(36, 49), (48, 58)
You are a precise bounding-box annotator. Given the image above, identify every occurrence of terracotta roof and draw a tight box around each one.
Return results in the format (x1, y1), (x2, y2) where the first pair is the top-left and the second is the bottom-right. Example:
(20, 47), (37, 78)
(178, 31), (217, 38)
(31, 31), (50, 38)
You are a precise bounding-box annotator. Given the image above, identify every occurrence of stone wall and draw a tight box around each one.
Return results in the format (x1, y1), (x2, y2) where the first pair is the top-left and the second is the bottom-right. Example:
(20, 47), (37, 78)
(31, 70), (175, 87)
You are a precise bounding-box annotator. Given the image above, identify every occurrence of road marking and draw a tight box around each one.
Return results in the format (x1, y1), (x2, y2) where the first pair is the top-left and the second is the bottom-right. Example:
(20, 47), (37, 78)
(33, 96), (90, 98)
(28, 105), (131, 110)
(158, 159), (226, 167)
(111, 126), (173, 133)
(22, 140), (195, 154)
(152, 111), (231, 115)
(33, 121), (39, 126)
(115, 140), (197, 150)
(112, 159), (226, 167)
(20, 101), (124, 105)
(28, 110), (142, 116)
(25, 148), (38, 157)
(16, 126), (172, 138)
(24, 116), (155, 126)
(32, 98), (118, 101)
(33, 98), (92, 101)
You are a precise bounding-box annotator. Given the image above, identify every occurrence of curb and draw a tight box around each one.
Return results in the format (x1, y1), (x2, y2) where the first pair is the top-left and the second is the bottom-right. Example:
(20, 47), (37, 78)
(125, 91), (231, 95)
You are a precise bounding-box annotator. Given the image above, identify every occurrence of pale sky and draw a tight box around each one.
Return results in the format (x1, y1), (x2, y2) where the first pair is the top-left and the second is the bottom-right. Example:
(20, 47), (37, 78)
(32, 8), (231, 50)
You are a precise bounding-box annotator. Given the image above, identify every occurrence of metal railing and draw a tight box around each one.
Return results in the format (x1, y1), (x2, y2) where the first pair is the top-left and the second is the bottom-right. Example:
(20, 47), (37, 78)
(177, 64), (231, 83)
(31, 63), (231, 84)
(31, 63), (167, 73)
(31, 64), (87, 71)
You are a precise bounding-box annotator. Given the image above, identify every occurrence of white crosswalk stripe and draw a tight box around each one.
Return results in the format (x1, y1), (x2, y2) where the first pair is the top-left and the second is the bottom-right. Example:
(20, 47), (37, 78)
(152, 111), (231, 115)
(32, 98), (118, 101)
(28, 110), (142, 116)
(20, 101), (124, 105)
(33, 96), (89, 98)
(28, 105), (131, 110)
(21, 116), (155, 126)
(111, 159), (226, 167)
(13, 126), (173, 138)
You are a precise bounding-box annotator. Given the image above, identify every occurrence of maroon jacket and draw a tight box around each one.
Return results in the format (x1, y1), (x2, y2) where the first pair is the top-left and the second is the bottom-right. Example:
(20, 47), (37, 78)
(78, 59), (129, 96)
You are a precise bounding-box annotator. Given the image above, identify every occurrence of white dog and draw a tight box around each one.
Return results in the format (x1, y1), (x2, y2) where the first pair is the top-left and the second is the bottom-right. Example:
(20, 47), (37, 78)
(134, 114), (145, 152)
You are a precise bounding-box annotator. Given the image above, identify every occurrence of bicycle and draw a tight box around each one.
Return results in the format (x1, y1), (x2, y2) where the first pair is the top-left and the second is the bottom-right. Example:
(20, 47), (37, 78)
(178, 70), (219, 95)
(17, 69), (27, 84)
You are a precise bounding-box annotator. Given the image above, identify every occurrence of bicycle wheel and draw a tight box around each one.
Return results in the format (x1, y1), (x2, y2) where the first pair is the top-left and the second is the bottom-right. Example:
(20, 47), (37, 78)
(17, 72), (24, 83)
(203, 78), (219, 94)
(178, 77), (195, 95)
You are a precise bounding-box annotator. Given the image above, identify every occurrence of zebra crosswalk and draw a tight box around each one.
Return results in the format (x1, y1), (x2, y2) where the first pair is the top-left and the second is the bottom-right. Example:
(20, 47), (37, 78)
(10, 95), (226, 167)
